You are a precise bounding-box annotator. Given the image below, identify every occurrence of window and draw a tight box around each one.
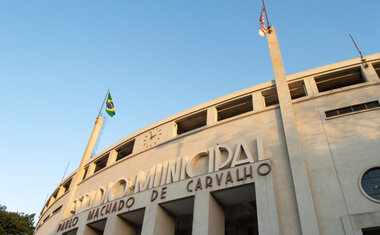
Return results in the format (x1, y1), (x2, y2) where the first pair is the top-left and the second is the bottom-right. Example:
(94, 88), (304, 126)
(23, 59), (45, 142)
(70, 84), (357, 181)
(52, 205), (62, 215)
(176, 111), (207, 135)
(94, 155), (109, 173)
(82, 167), (88, 180)
(217, 96), (253, 121)
(325, 101), (380, 118)
(373, 63), (380, 78)
(363, 226), (380, 235)
(262, 87), (279, 107)
(63, 178), (72, 193)
(51, 188), (59, 200)
(361, 167), (380, 201)
(116, 139), (135, 161)
(315, 68), (365, 92)
(289, 80), (307, 99)
(43, 214), (50, 223)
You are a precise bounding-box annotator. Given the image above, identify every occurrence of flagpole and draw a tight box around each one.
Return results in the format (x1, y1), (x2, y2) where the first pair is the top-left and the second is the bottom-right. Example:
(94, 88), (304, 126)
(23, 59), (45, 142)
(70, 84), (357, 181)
(349, 33), (368, 67)
(262, 0), (270, 29)
(98, 89), (110, 118)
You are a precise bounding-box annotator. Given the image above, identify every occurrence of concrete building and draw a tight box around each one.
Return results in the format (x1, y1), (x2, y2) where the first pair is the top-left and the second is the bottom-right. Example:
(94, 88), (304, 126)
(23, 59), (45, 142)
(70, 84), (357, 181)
(35, 28), (380, 235)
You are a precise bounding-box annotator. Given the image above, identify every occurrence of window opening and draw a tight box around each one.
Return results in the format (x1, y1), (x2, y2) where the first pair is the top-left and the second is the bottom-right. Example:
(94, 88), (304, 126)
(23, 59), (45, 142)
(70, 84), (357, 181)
(63, 228), (78, 235)
(116, 139), (135, 161)
(289, 80), (307, 99)
(94, 154), (109, 173)
(63, 178), (72, 193)
(86, 219), (106, 235)
(315, 68), (365, 92)
(213, 184), (258, 235)
(82, 167), (88, 180)
(52, 205), (62, 215)
(262, 87), (279, 107)
(362, 226), (380, 235)
(176, 111), (207, 135)
(373, 63), (380, 78)
(118, 208), (145, 235)
(160, 197), (194, 235)
(217, 96), (253, 121)
(325, 101), (380, 118)
(361, 167), (380, 201)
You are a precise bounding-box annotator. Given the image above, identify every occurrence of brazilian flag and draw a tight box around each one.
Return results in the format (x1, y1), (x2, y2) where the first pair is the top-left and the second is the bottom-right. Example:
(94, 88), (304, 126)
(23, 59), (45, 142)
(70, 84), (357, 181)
(106, 93), (115, 117)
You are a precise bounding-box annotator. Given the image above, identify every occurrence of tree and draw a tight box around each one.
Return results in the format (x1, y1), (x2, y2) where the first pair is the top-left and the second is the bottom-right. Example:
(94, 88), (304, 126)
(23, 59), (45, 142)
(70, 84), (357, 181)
(0, 205), (35, 235)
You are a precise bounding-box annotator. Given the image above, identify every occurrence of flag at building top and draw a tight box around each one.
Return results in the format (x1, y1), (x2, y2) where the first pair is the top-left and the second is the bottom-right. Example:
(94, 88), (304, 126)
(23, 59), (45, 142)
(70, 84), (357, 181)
(105, 93), (115, 117)
(258, 5), (267, 37)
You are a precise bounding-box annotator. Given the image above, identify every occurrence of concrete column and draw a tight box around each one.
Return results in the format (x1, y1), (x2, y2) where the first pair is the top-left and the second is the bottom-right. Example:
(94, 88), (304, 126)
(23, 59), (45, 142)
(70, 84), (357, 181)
(141, 203), (175, 235)
(207, 107), (217, 125)
(61, 117), (104, 219)
(255, 166), (280, 235)
(266, 26), (320, 234)
(86, 163), (96, 178)
(192, 190), (224, 235)
(303, 76), (319, 96)
(361, 63), (380, 83)
(252, 92), (264, 112)
(103, 215), (137, 235)
(107, 150), (118, 165)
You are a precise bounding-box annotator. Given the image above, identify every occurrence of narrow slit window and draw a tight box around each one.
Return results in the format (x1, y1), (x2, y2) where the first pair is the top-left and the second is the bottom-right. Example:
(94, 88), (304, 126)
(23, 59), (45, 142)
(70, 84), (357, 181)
(325, 100), (380, 118)
(94, 154), (109, 173)
(116, 139), (135, 161)
(289, 80), (307, 99)
(52, 205), (62, 215)
(217, 96), (253, 121)
(176, 111), (207, 135)
(262, 88), (279, 107)
(315, 68), (365, 92)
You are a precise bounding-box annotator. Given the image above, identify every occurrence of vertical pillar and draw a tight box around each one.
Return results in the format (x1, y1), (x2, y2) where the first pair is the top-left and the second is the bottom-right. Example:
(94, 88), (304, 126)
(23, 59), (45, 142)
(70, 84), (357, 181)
(252, 92), (264, 112)
(86, 162), (96, 178)
(192, 190), (224, 235)
(103, 215), (137, 235)
(207, 107), (217, 126)
(255, 165), (280, 235)
(107, 150), (118, 165)
(303, 76), (319, 96)
(361, 63), (380, 83)
(266, 26), (320, 234)
(61, 117), (104, 219)
(141, 203), (175, 235)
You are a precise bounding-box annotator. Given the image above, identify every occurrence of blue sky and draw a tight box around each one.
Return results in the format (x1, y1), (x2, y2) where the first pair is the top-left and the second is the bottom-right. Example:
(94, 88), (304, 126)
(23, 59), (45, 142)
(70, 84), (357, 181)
(0, 0), (379, 218)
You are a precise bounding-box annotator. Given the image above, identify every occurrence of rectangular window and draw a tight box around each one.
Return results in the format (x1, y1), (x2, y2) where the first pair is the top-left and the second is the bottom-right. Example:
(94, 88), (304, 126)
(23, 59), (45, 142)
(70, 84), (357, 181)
(63, 178), (72, 193)
(362, 226), (380, 235)
(315, 68), (365, 92)
(176, 111), (207, 135)
(51, 188), (59, 200)
(216, 96), (253, 121)
(82, 167), (88, 180)
(262, 87), (279, 107)
(373, 63), (380, 78)
(325, 101), (380, 118)
(116, 139), (135, 161)
(289, 80), (307, 99)
(52, 205), (62, 215)
(94, 154), (109, 173)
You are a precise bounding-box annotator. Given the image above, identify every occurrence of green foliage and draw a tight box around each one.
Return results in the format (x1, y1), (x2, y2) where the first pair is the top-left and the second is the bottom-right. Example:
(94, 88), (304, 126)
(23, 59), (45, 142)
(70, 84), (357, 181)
(0, 205), (35, 235)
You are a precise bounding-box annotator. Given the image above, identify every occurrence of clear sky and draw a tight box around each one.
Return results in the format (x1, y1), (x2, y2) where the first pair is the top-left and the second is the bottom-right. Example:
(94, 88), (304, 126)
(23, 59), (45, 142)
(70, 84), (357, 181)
(0, 0), (379, 219)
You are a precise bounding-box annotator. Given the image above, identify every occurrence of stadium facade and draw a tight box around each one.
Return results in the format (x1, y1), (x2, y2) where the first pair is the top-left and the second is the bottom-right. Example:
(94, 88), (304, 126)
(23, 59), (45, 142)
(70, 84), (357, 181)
(35, 28), (380, 235)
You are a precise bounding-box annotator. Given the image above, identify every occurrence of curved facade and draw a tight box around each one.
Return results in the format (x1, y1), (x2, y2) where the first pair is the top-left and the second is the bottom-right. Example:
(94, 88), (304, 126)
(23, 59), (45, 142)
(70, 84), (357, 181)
(36, 53), (380, 235)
